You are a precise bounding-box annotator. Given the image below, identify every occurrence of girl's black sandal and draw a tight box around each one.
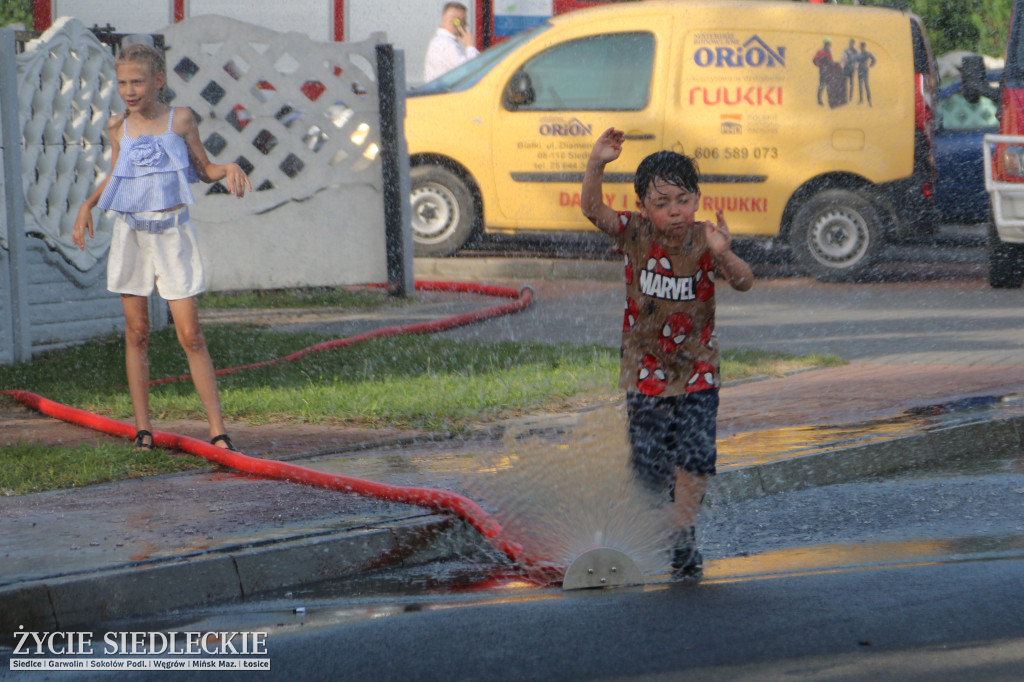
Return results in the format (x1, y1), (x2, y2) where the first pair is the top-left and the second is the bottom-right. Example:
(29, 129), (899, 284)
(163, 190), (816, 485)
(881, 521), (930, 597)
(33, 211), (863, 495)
(210, 434), (237, 451)
(133, 430), (155, 450)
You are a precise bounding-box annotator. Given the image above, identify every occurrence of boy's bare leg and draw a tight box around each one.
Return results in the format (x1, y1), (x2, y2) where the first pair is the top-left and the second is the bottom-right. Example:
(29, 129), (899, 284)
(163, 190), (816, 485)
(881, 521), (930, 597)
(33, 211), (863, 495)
(121, 294), (152, 438)
(673, 471), (708, 529)
(668, 470), (708, 576)
(166, 296), (229, 443)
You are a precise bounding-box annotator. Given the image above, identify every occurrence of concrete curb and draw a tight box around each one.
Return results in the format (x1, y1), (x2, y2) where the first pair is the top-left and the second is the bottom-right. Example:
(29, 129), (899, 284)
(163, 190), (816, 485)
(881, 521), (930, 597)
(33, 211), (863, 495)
(708, 413), (1024, 505)
(0, 514), (485, 632)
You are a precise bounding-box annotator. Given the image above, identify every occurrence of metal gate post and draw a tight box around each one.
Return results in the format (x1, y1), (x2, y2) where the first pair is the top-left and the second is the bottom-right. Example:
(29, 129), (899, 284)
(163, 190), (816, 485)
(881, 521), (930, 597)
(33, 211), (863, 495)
(377, 43), (414, 297)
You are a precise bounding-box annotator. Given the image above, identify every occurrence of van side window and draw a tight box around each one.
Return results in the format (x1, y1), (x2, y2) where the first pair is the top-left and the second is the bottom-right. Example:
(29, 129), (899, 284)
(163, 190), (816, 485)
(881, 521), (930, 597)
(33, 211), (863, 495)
(509, 32), (654, 111)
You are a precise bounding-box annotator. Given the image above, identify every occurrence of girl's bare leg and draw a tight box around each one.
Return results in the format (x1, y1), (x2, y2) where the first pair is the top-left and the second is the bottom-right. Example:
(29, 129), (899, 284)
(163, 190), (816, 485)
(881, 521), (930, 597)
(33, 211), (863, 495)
(166, 296), (229, 443)
(121, 295), (153, 442)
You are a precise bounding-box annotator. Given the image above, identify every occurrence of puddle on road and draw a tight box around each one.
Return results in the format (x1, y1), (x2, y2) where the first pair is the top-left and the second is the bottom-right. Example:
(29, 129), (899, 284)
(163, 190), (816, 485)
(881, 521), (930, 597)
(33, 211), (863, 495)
(718, 394), (1024, 471)
(705, 533), (1024, 584)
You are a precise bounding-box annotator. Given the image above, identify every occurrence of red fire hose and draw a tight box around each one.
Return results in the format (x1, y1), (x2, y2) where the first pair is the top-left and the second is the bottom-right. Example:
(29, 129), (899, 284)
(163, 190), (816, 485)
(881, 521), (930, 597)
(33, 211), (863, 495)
(1, 280), (535, 567)
(152, 280), (535, 385)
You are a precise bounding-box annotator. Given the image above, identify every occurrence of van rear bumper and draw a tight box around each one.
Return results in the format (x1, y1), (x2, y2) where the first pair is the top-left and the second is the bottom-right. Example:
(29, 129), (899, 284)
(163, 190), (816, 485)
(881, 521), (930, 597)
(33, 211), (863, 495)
(876, 174), (938, 242)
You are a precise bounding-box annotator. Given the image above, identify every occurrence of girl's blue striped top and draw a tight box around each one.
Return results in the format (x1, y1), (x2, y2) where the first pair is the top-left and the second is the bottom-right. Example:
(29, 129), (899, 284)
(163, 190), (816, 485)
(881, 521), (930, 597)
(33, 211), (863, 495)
(98, 107), (199, 213)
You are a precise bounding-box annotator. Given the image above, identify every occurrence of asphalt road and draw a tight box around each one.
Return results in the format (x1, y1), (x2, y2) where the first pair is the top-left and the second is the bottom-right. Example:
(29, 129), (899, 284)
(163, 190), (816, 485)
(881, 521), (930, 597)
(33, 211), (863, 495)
(16, 469), (1023, 681)
(434, 238), (1024, 366)
(241, 555), (1024, 682)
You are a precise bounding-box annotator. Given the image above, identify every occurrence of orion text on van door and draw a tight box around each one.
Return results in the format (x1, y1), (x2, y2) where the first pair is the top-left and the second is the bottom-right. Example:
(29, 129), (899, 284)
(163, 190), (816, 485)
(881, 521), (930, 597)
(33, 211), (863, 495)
(693, 35), (786, 68)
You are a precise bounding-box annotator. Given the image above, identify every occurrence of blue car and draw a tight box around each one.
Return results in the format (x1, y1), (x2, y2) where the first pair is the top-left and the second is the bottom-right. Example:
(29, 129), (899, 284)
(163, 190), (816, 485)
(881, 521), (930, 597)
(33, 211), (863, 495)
(933, 69), (1002, 225)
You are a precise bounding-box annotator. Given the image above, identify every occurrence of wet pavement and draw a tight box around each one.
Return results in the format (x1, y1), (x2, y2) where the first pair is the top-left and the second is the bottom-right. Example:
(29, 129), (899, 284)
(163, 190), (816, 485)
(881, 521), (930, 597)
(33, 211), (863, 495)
(3, 257), (1024, 631)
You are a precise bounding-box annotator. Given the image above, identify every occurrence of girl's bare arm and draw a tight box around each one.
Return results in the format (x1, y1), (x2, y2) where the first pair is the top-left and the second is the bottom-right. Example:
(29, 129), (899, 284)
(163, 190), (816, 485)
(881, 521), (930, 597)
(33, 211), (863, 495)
(175, 107), (252, 197)
(73, 114), (124, 249)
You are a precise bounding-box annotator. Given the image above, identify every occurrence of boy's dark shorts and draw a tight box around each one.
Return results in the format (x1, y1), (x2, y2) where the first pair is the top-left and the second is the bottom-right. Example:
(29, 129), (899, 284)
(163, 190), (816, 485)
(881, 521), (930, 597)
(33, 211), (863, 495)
(626, 388), (718, 498)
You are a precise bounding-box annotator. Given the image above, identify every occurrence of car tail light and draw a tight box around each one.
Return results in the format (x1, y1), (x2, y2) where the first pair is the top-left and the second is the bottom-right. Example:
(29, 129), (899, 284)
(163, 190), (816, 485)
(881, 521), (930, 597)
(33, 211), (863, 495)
(1003, 146), (1024, 177)
(914, 72), (934, 141)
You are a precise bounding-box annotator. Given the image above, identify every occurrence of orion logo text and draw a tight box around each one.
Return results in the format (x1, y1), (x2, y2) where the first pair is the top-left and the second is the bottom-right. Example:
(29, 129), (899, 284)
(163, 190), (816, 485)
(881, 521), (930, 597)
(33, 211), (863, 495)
(694, 35), (786, 68)
(539, 118), (592, 137)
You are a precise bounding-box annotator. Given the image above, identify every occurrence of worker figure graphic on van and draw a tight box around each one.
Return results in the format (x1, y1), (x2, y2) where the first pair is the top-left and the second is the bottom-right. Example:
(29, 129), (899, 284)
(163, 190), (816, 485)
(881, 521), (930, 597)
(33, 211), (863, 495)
(856, 41), (877, 105)
(813, 37), (847, 108)
(813, 37), (834, 106)
(841, 39), (858, 100)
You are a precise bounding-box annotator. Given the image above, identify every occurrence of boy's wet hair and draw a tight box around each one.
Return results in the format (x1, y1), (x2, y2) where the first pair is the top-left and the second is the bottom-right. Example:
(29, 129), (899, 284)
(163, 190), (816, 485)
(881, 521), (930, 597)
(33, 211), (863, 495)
(634, 151), (700, 201)
(116, 42), (166, 77)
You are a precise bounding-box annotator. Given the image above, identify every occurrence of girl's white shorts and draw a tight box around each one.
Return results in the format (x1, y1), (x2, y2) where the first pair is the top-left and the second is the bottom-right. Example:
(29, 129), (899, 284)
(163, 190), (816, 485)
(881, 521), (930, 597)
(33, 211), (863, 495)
(106, 208), (206, 300)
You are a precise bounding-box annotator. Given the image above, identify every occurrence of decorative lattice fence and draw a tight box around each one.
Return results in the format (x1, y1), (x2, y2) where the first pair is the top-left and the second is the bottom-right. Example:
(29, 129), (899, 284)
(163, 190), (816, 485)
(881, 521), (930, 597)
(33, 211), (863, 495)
(161, 15), (407, 291)
(1, 19), (145, 366)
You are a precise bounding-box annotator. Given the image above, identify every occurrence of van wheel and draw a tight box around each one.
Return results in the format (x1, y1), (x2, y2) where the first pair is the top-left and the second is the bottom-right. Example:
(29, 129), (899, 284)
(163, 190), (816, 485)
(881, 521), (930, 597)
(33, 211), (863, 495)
(790, 189), (883, 282)
(410, 165), (477, 257)
(987, 222), (1024, 288)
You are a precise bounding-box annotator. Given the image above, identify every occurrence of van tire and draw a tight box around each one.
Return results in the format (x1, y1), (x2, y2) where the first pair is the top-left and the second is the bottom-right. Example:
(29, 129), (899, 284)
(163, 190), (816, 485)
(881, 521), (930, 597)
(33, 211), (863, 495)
(790, 189), (883, 282)
(410, 165), (477, 257)
(987, 222), (1024, 288)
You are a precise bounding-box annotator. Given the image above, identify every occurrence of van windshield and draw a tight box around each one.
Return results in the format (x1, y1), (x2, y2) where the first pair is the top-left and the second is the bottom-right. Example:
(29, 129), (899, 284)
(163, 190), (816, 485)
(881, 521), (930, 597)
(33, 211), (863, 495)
(411, 24), (550, 96)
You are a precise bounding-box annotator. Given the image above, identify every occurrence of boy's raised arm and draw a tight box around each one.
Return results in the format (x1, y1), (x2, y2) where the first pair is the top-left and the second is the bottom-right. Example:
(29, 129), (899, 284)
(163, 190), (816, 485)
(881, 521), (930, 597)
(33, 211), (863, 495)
(582, 127), (627, 235)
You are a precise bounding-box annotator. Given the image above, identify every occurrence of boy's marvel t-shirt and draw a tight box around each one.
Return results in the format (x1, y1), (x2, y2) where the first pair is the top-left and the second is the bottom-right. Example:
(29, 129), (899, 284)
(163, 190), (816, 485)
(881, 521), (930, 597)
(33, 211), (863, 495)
(610, 211), (719, 397)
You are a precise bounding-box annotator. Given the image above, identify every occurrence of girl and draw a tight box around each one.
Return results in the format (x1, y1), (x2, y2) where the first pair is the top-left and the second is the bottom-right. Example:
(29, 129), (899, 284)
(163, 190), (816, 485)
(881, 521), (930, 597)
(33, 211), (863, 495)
(73, 42), (252, 451)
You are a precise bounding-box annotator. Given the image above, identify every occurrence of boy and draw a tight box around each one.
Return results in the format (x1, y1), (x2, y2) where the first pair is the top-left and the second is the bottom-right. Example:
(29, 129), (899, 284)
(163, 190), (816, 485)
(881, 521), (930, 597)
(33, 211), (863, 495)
(581, 127), (754, 579)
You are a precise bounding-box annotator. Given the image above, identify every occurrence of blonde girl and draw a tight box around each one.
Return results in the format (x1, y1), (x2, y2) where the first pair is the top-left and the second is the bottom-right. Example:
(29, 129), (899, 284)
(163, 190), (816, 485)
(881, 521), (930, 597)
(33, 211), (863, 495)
(74, 43), (252, 451)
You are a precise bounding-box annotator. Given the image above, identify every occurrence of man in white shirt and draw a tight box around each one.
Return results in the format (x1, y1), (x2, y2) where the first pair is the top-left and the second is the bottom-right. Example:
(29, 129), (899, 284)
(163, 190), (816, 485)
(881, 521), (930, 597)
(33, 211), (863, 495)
(423, 2), (480, 82)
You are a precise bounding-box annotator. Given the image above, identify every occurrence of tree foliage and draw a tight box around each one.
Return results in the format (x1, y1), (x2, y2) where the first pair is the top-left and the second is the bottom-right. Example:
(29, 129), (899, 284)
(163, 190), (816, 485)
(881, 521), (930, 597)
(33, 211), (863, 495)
(0, 0), (1016, 57)
(0, 0), (32, 29)
(840, 0), (1013, 57)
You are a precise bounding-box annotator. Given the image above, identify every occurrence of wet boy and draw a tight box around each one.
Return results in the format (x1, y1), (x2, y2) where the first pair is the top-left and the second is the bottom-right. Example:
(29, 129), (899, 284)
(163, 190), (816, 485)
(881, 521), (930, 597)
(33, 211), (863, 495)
(581, 127), (754, 579)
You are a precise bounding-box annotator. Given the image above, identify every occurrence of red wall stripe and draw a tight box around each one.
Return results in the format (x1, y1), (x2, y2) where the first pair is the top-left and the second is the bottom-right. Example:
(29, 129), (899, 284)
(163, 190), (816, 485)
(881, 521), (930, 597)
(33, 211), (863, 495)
(334, 0), (344, 41)
(33, 0), (52, 30)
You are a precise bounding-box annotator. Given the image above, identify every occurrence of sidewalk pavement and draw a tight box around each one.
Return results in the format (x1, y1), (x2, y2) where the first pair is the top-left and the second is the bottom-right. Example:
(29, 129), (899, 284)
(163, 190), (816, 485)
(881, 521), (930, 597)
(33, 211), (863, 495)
(3, 258), (1024, 633)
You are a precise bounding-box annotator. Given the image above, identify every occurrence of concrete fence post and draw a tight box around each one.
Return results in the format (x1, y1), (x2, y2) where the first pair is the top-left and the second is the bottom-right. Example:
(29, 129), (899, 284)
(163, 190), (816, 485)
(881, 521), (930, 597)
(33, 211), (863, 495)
(0, 28), (31, 364)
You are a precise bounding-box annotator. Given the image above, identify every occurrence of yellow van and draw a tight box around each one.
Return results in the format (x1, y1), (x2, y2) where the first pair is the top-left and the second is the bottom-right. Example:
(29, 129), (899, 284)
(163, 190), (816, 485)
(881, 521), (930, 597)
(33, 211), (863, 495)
(406, 0), (938, 281)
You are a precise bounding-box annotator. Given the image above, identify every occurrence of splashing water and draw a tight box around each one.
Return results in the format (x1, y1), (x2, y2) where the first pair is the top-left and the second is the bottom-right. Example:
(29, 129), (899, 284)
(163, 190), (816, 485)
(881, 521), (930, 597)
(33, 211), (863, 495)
(468, 404), (677, 584)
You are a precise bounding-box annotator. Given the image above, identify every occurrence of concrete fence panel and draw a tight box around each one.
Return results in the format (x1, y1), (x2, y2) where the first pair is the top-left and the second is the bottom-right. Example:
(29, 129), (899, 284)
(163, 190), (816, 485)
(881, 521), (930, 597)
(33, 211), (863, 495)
(161, 16), (397, 291)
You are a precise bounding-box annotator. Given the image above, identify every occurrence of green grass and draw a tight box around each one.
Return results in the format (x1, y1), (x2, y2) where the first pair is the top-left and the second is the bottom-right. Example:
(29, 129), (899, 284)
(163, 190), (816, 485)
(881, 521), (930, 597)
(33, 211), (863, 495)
(0, 442), (203, 495)
(197, 286), (401, 310)
(0, 328), (622, 430)
(722, 348), (845, 380)
(1, 322), (844, 494)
